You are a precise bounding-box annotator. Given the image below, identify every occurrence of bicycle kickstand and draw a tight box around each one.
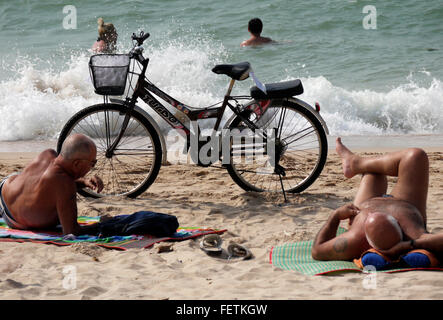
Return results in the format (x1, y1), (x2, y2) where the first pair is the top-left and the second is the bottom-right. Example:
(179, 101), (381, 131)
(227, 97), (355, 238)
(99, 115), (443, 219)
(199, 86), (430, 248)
(274, 164), (289, 204)
(278, 174), (289, 204)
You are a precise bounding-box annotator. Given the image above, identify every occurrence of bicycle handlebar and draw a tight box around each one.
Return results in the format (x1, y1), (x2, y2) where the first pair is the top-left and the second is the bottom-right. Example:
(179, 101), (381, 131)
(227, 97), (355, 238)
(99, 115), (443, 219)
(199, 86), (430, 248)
(132, 31), (150, 45)
(130, 31), (150, 66)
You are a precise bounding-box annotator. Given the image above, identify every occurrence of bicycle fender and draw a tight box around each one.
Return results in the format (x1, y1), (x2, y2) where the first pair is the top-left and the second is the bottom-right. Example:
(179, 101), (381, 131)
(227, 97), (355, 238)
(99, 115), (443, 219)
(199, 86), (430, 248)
(109, 98), (168, 164)
(288, 97), (330, 135)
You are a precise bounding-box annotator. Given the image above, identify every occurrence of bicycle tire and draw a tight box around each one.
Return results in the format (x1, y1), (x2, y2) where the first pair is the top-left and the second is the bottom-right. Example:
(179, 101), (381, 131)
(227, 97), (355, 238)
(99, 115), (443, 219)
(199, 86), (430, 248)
(225, 99), (328, 193)
(57, 103), (163, 198)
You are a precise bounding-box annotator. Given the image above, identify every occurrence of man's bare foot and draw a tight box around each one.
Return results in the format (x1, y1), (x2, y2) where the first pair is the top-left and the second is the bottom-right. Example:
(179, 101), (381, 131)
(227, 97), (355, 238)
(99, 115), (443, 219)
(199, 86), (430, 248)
(335, 137), (358, 178)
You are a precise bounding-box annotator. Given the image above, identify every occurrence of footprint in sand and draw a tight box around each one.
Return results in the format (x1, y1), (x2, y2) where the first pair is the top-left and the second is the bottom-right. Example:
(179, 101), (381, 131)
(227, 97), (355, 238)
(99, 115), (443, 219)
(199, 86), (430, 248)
(194, 170), (208, 177)
(0, 279), (27, 289)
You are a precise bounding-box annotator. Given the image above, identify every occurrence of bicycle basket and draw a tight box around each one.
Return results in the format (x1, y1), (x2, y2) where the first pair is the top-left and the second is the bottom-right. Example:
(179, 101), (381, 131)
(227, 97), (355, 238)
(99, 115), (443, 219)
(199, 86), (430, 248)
(89, 54), (130, 96)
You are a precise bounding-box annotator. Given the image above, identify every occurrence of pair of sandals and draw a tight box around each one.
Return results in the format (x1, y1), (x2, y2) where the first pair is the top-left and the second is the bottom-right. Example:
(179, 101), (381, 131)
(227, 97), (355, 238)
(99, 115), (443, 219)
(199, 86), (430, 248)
(199, 234), (253, 260)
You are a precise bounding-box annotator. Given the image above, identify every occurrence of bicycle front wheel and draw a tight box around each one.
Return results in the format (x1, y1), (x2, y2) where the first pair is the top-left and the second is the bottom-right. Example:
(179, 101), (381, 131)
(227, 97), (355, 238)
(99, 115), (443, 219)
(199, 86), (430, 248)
(226, 99), (327, 193)
(57, 103), (163, 198)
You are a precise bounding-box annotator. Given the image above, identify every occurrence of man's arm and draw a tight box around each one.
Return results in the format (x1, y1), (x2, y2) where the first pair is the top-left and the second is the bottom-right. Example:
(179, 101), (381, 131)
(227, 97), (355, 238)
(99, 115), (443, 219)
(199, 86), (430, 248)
(56, 180), (100, 236)
(380, 232), (443, 258)
(312, 204), (362, 261)
(415, 233), (443, 253)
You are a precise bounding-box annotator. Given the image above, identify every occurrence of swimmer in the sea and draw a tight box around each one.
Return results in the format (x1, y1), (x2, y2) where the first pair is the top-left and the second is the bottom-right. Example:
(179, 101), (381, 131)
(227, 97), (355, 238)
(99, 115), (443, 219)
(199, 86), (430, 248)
(92, 18), (118, 53)
(241, 18), (273, 47)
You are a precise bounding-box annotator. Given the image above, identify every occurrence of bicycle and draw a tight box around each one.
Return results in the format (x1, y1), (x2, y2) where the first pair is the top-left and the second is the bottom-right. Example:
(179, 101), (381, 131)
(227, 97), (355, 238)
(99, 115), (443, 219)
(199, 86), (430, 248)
(57, 31), (330, 199)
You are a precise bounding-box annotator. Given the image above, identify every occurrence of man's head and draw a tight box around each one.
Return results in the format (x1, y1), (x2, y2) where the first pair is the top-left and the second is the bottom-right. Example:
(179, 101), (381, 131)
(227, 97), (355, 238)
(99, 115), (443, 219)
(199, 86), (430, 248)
(364, 212), (403, 251)
(248, 18), (263, 36)
(60, 134), (97, 178)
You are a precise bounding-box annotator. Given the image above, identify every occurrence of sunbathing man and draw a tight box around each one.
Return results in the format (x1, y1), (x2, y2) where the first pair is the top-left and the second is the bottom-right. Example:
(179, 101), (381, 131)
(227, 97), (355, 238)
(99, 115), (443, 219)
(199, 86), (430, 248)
(0, 134), (103, 236)
(312, 138), (442, 269)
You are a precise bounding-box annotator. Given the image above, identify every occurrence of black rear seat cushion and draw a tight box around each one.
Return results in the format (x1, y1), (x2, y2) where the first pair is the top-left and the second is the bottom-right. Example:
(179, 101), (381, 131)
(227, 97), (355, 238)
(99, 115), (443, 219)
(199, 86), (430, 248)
(250, 79), (304, 99)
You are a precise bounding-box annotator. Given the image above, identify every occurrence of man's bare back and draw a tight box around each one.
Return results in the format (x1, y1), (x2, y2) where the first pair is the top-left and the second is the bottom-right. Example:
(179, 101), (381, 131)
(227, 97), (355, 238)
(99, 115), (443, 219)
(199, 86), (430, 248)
(241, 18), (274, 47)
(2, 150), (70, 229)
(0, 134), (103, 235)
(241, 36), (273, 47)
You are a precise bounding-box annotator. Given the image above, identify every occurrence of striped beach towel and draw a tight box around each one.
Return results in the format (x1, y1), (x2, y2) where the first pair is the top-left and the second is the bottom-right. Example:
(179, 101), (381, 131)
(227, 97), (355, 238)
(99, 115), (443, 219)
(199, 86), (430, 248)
(0, 216), (226, 250)
(270, 227), (443, 275)
(270, 240), (361, 275)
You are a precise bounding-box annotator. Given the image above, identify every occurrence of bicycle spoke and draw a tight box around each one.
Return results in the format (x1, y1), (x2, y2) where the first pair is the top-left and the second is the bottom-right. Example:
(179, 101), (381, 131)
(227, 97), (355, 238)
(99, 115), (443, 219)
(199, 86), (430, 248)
(228, 101), (327, 193)
(60, 105), (161, 197)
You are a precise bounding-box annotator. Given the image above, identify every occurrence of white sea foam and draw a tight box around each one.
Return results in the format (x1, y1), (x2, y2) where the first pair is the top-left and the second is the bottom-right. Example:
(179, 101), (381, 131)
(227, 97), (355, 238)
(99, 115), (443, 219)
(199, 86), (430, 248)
(0, 46), (442, 141)
(0, 54), (100, 141)
(298, 75), (443, 136)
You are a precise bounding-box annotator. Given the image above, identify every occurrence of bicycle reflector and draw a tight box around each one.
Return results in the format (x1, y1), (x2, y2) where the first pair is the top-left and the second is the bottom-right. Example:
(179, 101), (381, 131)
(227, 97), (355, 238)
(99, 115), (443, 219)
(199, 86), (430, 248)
(315, 102), (321, 112)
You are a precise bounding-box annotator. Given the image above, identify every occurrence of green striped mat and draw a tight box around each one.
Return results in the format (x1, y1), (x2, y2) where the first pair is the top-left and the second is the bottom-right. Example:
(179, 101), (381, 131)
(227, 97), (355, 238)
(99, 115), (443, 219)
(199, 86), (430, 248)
(270, 241), (361, 275)
(270, 227), (443, 275)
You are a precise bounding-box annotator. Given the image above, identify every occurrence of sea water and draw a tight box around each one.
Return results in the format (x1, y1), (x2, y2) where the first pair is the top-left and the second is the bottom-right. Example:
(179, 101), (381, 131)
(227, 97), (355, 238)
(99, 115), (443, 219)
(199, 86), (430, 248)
(0, 0), (442, 144)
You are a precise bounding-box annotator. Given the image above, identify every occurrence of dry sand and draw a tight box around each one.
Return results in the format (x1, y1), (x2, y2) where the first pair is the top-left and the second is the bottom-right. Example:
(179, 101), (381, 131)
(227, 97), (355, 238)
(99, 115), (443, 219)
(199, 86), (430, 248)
(0, 144), (442, 300)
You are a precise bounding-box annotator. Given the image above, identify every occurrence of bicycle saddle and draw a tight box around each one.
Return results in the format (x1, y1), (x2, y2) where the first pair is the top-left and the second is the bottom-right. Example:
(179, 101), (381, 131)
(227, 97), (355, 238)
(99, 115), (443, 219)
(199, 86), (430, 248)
(212, 62), (251, 81)
(250, 79), (304, 99)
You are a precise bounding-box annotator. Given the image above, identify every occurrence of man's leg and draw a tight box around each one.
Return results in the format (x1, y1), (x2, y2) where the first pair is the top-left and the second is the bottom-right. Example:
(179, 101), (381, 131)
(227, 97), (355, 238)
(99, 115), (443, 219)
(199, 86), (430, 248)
(353, 173), (388, 207)
(336, 137), (429, 224)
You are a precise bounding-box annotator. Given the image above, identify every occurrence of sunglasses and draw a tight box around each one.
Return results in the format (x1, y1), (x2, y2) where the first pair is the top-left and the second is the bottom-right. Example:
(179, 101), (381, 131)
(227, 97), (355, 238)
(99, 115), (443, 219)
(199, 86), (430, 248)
(77, 159), (97, 168)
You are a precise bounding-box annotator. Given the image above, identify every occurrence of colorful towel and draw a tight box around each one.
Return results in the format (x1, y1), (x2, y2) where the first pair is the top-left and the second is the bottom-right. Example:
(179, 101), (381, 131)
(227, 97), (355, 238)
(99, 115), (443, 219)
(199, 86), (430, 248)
(0, 216), (226, 250)
(270, 227), (443, 275)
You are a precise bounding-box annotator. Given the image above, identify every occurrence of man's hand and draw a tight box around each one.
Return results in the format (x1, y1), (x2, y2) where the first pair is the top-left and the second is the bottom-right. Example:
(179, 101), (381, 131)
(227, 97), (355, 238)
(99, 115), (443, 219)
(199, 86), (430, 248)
(334, 203), (360, 226)
(378, 240), (413, 260)
(77, 175), (104, 193)
(334, 203), (360, 220)
(312, 203), (363, 261)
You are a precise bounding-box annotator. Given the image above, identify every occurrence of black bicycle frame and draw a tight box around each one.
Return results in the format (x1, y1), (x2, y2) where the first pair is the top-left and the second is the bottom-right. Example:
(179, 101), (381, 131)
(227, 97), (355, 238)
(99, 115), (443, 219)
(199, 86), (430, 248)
(107, 59), (268, 158)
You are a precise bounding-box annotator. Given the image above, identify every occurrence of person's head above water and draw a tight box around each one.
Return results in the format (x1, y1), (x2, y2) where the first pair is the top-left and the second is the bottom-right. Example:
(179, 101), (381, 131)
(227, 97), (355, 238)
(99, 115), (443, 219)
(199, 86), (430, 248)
(97, 18), (117, 43)
(248, 18), (263, 36)
(93, 18), (118, 53)
(364, 212), (403, 251)
(241, 18), (273, 47)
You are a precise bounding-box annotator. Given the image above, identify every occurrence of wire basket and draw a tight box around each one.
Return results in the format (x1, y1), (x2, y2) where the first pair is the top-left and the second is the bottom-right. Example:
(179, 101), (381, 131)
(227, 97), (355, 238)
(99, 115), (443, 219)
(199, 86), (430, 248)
(89, 54), (130, 96)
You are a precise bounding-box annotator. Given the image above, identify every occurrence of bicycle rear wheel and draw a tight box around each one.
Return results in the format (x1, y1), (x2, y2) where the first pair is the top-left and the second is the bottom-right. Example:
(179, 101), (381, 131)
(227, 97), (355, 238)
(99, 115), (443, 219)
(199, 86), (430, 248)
(57, 103), (162, 198)
(226, 99), (327, 193)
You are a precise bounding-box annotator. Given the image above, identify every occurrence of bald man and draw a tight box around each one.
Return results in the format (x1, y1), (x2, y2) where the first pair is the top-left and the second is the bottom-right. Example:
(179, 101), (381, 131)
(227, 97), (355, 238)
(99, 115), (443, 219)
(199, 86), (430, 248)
(0, 134), (103, 236)
(312, 138), (442, 265)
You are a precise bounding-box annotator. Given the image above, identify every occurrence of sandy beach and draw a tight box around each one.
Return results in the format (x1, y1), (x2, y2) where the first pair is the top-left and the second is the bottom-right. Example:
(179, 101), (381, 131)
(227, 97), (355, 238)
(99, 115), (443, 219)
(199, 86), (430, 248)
(0, 138), (442, 300)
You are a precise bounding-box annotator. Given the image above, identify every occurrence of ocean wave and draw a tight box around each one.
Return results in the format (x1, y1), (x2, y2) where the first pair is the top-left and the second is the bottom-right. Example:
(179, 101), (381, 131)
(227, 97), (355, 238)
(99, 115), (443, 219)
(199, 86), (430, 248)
(298, 75), (443, 136)
(0, 54), (101, 141)
(0, 49), (442, 141)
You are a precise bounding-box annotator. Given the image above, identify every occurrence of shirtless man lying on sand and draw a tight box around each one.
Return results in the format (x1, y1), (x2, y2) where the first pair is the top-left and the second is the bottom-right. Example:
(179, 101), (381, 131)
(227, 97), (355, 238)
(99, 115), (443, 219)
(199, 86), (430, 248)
(312, 138), (442, 269)
(0, 134), (103, 236)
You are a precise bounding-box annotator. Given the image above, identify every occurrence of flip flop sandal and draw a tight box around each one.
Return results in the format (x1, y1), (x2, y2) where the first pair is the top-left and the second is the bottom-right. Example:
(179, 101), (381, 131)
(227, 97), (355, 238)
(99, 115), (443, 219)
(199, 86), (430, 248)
(227, 243), (253, 260)
(200, 234), (223, 255)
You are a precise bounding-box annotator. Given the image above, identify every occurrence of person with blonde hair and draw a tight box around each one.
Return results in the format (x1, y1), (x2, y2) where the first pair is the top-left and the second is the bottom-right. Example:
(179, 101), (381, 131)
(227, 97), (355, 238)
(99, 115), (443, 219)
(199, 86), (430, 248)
(92, 18), (118, 53)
